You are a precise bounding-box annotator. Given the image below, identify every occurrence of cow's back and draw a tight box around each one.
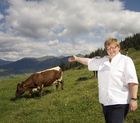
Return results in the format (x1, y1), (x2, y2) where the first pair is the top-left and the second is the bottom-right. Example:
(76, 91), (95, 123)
(32, 69), (62, 87)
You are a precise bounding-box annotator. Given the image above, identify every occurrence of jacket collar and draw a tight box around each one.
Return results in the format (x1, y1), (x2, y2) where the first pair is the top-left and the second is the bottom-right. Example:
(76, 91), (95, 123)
(104, 52), (121, 66)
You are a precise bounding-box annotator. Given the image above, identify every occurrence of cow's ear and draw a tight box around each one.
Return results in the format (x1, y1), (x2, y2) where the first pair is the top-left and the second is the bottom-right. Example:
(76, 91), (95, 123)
(17, 83), (20, 87)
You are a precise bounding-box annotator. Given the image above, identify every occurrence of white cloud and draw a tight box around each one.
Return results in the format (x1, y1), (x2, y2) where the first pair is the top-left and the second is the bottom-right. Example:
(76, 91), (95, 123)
(0, 14), (4, 20)
(48, 39), (59, 46)
(0, 0), (140, 60)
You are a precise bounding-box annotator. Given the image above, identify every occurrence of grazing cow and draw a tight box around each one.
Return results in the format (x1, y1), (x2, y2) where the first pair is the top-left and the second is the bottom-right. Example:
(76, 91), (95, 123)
(15, 66), (63, 97)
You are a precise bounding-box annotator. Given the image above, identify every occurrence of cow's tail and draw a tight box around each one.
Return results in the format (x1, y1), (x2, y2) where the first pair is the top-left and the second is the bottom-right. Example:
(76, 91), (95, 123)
(58, 68), (64, 90)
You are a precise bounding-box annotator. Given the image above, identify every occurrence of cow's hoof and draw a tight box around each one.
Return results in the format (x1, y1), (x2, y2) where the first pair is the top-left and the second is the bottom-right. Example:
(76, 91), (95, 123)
(10, 97), (17, 101)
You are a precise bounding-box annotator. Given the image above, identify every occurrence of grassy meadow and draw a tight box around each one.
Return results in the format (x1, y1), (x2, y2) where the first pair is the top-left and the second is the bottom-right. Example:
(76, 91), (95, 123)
(0, 48), (140, 123)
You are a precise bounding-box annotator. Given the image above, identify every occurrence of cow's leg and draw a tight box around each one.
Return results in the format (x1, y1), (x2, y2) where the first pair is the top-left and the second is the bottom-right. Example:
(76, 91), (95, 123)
(55, 82), (59, 90)
(28, 89), (33, 97)
(60, 80), (64, 90)
(38, 85), (43, 97)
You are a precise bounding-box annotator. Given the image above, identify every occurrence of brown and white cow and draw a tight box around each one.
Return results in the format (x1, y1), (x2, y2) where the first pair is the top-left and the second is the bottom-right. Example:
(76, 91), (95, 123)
(15, 66), (63, 97)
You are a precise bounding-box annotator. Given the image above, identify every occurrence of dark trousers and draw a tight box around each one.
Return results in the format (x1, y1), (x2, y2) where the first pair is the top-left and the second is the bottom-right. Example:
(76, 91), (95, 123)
(101, 104), (129, 123)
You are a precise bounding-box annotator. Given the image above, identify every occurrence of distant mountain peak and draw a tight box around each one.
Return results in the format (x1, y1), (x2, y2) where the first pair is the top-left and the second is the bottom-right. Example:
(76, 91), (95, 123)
(0, 59), (13, 66)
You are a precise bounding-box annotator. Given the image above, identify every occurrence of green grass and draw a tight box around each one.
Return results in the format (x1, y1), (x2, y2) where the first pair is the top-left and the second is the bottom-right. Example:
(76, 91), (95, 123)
(0, 49), (140, 123)
(0, 68), (104, 123)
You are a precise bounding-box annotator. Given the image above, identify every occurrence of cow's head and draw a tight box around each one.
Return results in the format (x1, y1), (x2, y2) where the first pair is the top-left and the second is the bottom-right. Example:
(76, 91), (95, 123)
(15, 82), (25, 97)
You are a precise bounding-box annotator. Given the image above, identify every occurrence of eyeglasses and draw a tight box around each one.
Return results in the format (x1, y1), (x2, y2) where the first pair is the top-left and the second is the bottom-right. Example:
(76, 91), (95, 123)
(106, 46), (117, 51)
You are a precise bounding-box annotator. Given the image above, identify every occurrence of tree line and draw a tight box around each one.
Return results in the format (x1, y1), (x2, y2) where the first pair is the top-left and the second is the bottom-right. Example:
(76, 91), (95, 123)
(120, 33), (140, 50)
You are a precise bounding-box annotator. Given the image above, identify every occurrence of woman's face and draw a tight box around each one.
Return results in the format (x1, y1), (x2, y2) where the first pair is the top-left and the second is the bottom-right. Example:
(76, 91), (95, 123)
(106, 43), (120, 59)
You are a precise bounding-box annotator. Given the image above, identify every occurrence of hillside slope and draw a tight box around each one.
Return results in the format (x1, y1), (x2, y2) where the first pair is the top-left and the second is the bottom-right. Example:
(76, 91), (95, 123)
(0, 49), (139, 123)
(0, 56), (69, 76)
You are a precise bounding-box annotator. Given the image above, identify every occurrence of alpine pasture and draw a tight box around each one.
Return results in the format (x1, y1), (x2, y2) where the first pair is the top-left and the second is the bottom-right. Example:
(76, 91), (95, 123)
(0, 48), (140, 123)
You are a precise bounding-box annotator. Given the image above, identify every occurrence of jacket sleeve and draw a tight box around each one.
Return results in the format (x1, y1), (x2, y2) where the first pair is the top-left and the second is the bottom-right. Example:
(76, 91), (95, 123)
(125, 57), (138, 84)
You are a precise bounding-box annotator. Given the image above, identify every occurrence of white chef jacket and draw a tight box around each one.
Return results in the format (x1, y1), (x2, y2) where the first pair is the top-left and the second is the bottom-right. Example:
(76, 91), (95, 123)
(88, 52), (138, 106)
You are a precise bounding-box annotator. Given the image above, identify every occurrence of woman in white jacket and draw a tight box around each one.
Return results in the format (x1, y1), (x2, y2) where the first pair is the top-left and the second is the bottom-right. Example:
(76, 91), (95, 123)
(68, 38), (139, 123)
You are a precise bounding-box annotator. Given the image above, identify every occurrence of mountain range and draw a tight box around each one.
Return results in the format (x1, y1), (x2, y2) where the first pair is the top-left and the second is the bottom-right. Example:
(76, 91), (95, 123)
(0, 56), (69, 76)
(0, 59), (12, 65)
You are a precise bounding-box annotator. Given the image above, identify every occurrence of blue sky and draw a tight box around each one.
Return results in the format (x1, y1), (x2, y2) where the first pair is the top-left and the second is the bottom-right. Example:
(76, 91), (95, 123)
(0, 0), (140, 61)
(124, 0), (140, 12)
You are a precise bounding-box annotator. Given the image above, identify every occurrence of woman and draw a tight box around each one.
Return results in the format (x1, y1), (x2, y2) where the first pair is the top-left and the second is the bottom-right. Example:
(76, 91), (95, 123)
(68, 38), (138, 123)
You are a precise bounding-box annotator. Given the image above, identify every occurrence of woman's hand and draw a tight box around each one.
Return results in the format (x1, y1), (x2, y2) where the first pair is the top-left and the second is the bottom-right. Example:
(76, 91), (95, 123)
(68, 55), (89, 65)
(129, 100), (138, 112)
(68, 55), (77, 62)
